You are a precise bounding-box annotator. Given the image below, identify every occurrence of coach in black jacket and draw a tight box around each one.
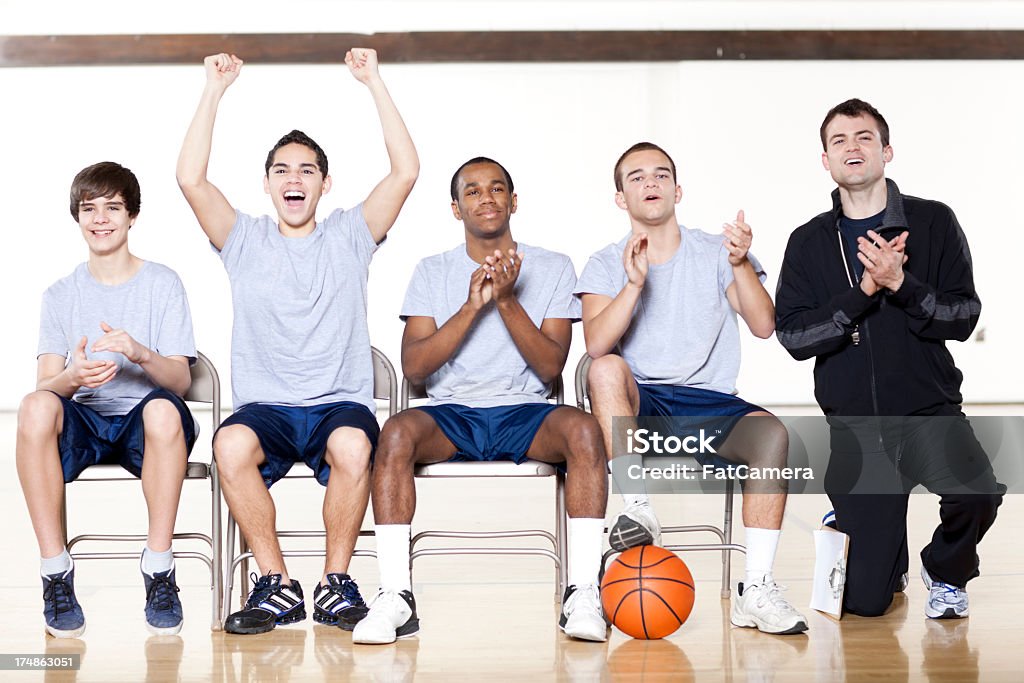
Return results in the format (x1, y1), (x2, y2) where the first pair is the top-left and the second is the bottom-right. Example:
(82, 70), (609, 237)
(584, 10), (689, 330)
(775, 98), (1003, 618)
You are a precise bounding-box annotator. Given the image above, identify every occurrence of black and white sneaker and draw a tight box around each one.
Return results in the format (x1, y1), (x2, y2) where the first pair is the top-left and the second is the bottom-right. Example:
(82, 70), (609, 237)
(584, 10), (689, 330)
(731, 578), (809, 635)
(609, 501), (662, 552)
(313, 573), (369, 630)
(352, 590), (420, 644)
(559, 584), (608, 642)
(225, 573), (306, 635)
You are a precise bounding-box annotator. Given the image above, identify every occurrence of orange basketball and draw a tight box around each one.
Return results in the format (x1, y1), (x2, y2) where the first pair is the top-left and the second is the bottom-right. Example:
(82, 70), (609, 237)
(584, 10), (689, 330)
(600, 545), (695, 639)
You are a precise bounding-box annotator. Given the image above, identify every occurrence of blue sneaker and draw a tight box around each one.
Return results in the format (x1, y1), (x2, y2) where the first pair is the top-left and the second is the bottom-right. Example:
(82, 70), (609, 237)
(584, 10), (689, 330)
(313, 572), (368, 630)
(143, 568), (183, 635)
(225, 573), (306, 635)
(42, 568), (86, 638)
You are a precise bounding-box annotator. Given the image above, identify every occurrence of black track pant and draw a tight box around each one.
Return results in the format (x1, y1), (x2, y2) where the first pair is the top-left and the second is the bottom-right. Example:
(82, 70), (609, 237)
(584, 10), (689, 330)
(824, 407), (1004, 617)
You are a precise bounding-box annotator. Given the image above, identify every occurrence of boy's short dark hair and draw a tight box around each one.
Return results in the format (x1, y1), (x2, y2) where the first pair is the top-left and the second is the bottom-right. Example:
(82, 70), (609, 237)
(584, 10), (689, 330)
(820, 98), (890, 151)
(265, 129), (329, 177)
(450, 157), (514, 201)
(70, 162), (142, 221)
(613, 142), (677, 192)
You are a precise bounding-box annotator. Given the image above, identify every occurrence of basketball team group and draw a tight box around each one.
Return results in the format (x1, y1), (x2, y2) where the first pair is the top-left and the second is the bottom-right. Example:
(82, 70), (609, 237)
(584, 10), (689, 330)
(16, 48), (1004, 645)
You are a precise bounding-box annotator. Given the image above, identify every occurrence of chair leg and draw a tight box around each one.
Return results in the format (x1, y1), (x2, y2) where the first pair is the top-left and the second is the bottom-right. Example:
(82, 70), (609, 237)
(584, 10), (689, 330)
(210, 463), (224, 630)
(555, 471), (567, 602)
(224, 513), (237, 622)
(721, 478), (734, 599)
(238, 532), (251, 609)
(60, 485), (69, 548)
(238, 532), (250, 610)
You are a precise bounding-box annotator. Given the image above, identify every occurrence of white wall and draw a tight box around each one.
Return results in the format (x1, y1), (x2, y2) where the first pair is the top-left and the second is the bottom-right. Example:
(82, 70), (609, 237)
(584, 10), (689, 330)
(3, 2), (1023, 409)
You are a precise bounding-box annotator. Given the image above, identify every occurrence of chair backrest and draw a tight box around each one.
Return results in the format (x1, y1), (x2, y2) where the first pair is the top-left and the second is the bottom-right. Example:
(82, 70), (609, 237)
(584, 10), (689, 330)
(574, 354), (592, 412)
(371, 346), (399, 418)
(185, 351), (221, 426)
(401, 374), (564, 410)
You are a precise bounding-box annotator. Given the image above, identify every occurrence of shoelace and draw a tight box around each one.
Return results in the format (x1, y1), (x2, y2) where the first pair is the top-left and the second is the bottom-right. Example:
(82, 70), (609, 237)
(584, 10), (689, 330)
(568, 585), (601, 614)
(43, 576), (75, 616)
(753, 582), (798, 613)
(340, 579), (365, 607)
(245, 573), (279, 609)
(372, 590), (405, 614)
(932, 582), (964, 604)
(146, 574), (180, 611)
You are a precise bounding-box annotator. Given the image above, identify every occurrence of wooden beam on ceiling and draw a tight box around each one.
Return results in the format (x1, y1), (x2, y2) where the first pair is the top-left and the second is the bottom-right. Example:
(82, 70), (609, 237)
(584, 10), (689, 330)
(3, 30), (1024, 68)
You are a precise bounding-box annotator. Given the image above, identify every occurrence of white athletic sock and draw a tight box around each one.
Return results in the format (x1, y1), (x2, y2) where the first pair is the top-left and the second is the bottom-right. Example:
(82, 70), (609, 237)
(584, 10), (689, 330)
(375, 524), (412, 593)
(141, 546), (175, 576)
(568, 518), (605, 588)
(40, 549), (72, 578)
(744, 527), (781, 586)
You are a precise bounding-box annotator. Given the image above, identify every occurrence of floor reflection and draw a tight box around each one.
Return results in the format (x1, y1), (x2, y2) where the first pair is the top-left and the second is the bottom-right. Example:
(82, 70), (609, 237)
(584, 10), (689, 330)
(920, 618), (977, 683)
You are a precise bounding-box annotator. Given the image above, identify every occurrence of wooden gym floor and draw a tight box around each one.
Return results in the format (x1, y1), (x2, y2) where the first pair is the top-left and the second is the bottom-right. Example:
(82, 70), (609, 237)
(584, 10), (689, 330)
(2, 411), (1022, 682)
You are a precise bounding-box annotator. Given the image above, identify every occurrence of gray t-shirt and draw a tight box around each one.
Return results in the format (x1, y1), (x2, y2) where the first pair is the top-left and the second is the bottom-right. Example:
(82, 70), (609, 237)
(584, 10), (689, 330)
(216, 205), (378, 411)
(574, 225), (766, 395)
(37, 261), (197, 416)
(401, 243), (580, 407)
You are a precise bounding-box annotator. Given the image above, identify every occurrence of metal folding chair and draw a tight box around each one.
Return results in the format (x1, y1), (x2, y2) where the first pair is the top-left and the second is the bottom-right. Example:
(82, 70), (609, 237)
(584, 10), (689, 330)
(61, 350), (224, 628)
(223, 346), (398, 614)
(406, 377), (568, 601)
(574, 354), (744, 598)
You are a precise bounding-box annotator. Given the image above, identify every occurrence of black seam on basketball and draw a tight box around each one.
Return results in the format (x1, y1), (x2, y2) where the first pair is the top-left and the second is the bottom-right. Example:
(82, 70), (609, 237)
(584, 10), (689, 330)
(610, 588), (642, 624)
(639, 586), (649, 639)
(603, 577), (650, 587)
(612, 559), (643, 570)
(612, 550), (680, 571)
(643, 588), (685, 624)
(640, 578), (695, 590)
(639, 547), (649, 637)
(634, 556), (679, 569)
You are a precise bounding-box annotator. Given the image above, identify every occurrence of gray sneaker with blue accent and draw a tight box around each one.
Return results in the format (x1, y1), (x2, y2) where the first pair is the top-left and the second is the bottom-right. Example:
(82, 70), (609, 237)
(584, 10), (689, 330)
(921, 566), (968, 619)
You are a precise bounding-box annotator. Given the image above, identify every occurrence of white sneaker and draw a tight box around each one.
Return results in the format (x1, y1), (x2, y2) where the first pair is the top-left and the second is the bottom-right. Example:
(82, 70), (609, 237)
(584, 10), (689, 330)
(731, 578), (808, 635)
(921, 567), (968, 619)
(609, 501), (661, 551)
(560, 584), (608, 642)
(352, 590), (420, 644)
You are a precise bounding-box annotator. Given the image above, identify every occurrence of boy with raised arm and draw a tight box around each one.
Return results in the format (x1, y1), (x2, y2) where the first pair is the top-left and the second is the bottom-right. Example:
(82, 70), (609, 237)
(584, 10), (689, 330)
(176, 49), (418, 634)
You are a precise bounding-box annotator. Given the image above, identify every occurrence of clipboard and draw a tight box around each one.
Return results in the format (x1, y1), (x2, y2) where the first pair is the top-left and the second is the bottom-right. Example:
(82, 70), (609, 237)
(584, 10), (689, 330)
(810, 524), (849, 619)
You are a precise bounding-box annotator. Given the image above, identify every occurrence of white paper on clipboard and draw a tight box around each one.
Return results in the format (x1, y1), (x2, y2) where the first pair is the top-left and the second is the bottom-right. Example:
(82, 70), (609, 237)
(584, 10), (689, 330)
(811, 526), (849, 619)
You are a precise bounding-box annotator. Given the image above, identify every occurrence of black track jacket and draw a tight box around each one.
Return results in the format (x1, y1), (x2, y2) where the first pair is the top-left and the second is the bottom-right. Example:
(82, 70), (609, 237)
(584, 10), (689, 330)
(775, 178), (981, 416)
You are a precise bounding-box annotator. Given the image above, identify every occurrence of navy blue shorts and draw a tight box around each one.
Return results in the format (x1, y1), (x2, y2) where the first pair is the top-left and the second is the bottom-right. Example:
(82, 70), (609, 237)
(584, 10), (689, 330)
(637, 383), (765, 468)
(415, 403), (560, 464)
(56, 388), (197, 483)
(219, 401), (380, 487)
